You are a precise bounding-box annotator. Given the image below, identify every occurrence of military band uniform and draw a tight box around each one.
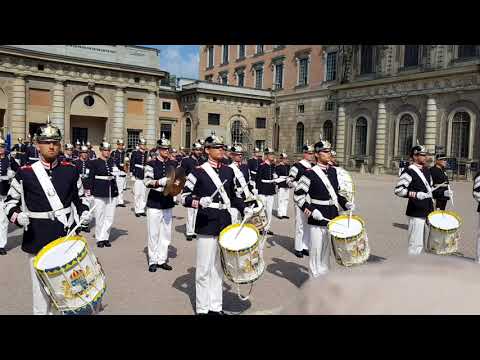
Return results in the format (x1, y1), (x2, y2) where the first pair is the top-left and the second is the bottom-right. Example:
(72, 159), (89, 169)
(130, 148), (149, 216)
(21, 145), (40, 166)
(247, 156), (262, 189)
(111, 148), (127, 207)
(430, 164), (450, 210)
(256, 155), (277, 234)
(229, 156), (253, 224)
(180, 153), (201, 239)
(473, 171), (480, 262)
(274, 160), (290, 219)
(0, 152), (20, 253)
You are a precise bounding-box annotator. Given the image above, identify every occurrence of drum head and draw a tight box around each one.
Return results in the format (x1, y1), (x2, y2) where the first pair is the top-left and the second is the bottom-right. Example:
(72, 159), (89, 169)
(328, 215), (364, 239)
(428, 210), (461, 230)
(219, 224), (258, 251)
(34, 236), (87, 272)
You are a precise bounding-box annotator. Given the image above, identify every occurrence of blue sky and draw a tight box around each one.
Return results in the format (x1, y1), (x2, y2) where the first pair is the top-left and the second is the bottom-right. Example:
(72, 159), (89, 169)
(144, 45), (199, 79)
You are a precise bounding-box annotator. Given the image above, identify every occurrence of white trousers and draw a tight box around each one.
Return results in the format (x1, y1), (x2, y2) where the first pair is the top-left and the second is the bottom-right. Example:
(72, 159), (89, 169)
(94, 197), (117, 242)
(0, 198), (8, 248)
(134, 179), (147, 214)
(29, 255), (54, 315)
(295, 205), (310, 251)
(308, 225), (331, 277)
(147, 208), (172, 265)
(186, 207), (198, 236)
(229, 208), (241, 224)
(259, 194), (274, 232)
(116, 176), (126, 205)
(407, 217), (427, 255)
(476, 214), (480, 262)
(276, 187), (289, 218)
(196, 235), (223, 314)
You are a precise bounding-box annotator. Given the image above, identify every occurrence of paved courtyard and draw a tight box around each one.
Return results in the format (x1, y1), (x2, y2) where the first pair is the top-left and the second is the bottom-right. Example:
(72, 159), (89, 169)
(0, 173), (478, 315)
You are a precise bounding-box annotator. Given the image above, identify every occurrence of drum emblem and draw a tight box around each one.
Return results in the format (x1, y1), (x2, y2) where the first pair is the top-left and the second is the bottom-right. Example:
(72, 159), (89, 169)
(61, 267), (93, 299)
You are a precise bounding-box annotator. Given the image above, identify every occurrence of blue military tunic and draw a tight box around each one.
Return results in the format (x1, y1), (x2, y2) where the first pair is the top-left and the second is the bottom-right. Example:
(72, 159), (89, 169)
(247, 157), (262, 182)
(230, 162), (252, 200)
(181, 155), (200, 176)
(144, 158), (176, 209)
(275, 163), (290, 189)
(130, 150), (149, 180)
(0, 154), (20, 196)
(85, 158), (119, 198)
(73, 159), (91, 188)
(256, 161), (277, 196)
(111, 149), (127, 174)
(21, 145), (40, 166)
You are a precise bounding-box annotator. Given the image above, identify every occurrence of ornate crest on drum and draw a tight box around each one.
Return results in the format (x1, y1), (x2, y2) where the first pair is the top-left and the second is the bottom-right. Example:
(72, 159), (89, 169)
(426, 210), (462, 255)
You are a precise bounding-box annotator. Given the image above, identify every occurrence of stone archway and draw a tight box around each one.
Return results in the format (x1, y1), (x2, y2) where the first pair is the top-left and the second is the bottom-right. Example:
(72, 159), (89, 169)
(0, 88), (7, 130)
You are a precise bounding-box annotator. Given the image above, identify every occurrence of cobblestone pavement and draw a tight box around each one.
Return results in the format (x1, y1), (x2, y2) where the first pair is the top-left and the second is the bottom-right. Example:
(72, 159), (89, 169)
(0, 173), (478, 314)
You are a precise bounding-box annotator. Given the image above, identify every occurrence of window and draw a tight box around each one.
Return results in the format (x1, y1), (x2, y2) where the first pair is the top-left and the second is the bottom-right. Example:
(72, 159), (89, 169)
(208, 113), (220, 126)
(255, 67), (263, 89)
(84, 95), (95, 107)
(360, 46), (374, 74)
(237, 71), (245, 87)
(458, 45), (477, 59)
(134, 77), (140, 83)
(325, 101), (335, 112)
(205, 74), (213, 82)
(296, 122), (305, 153)
(127, 129), (141, 152)
(355, 117), (368, 156)
(404, 45), (419, 67)
(185, 118), (191, 149)
(37, 64), (44, 71)
(256, 45), (264, 55)
(326, 52), (337, 81)
(298, 58), (309, 86)
(162, 101), (171, 111)
(160, 123), (172, 141)
(238, 45), (246, 59)
(231, 120), (244, 144)
(451, 111), (471, 158)
(274, 63), (284, 89)
(398, 114), (414, 156)
(72, 127), (88, 145)
(323, 120), (333, 143)
(207, 46), (214, 68)
(256, 117), (266, 128)
(220, 72), (228, 85)
(222, 45), (229, 64)
(298, 104), (304, 113)
(275, 106), (280, 119)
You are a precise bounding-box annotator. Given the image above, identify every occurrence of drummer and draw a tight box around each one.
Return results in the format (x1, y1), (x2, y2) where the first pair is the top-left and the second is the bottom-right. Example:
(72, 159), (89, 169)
(180, 133), (251, 315)
(293, 139), (352, 276)
(228, 144), (254, 224)
(275, 153), (290, 220)
(256, 147), (278, 236)
(474, 170), (480, 263)
(143, 136), (176, 272)
(394, 145), (451, 255)
(3, 119), (90, 315)
(111, 139), (128, 208)
(430, 154), (452, 210)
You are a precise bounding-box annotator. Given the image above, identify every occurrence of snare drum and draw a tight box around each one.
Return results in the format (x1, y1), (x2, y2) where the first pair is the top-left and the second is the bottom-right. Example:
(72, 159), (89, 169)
(426, 210), (462, 255)
(218, 223), (265, 284)
(328, 215), (370, 267)
(34, 235), (106, 315)
(246, 197), (268, 232)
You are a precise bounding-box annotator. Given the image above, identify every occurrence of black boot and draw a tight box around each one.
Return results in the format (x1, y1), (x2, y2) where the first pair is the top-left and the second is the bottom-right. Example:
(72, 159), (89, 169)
(104, 241), (111, 247)
(148, 264), (157, 272)
(158, 263), (172, 271)
(302, 249), (309, 256)
(97, 241), (105, 248)
(0, 248), (6, 255)
(294, 250), (304, 258)
(186, 235), (193, 241)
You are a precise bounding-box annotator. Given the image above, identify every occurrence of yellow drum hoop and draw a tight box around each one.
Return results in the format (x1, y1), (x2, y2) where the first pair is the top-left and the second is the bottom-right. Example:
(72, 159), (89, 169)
(427, 210), (463, 234)
(327, 214), (365, 243)
(219, 223), (260, 256)
(34, 236), (89, 276)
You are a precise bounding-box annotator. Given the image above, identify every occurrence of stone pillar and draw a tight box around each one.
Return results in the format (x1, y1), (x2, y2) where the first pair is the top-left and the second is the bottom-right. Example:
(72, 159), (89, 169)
(51, 80), (65, 138)
(111, 87), (125, 142)
(425, 97), (438, 154)
(335, 105), (346, 166)
(10, 75), (26, 141)
(373, 101), (387, 175)
(144, 91), (157, 147)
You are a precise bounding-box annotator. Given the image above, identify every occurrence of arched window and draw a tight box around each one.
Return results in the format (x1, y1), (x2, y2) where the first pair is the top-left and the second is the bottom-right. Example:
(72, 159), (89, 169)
(398, 114), (414, 156)
(451, 111), (471, 158)
(185, 118), (191, 148)
(323, 120), (333, 143)
(354, 117), (368, 156)
(231, 119), (243, 144)
(296, 122), (304, 153)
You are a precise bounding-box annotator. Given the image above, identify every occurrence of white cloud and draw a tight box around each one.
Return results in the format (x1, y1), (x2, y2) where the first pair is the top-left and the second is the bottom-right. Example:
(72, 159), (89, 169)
(160, 46), (199, 79)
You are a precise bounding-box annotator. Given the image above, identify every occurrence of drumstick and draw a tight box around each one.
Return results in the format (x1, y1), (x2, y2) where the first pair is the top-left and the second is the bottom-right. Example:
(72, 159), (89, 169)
(20, 180), (28, 232)
(233, 205), (255, 241)
(63, 204), (97, 254)
(448, 183), (454, 207)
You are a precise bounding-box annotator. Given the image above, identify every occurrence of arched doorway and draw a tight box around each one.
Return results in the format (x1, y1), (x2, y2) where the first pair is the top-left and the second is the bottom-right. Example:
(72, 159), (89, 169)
(451, 111), (471, 159)
(296, 122), (304, 153)
(397, 114), (414, 157)
(185, 118), (192, 148)
(354, 117), (368, 156)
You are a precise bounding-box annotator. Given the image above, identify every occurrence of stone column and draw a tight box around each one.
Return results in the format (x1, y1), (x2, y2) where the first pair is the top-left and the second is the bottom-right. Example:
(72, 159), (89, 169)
(10, 75), (26, 141)
(51, 80), (65, 137)
(111, 86), (125, 142)
(335, 104), (346, 166)
(373, 100), (387, 175)
(425, 97), (438, 154)
(144, 91), (157, 147)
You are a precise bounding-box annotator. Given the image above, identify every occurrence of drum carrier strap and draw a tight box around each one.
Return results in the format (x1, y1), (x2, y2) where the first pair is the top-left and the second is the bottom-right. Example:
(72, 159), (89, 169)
(201, 162), (231, 208)
(311, 165), (339, 211)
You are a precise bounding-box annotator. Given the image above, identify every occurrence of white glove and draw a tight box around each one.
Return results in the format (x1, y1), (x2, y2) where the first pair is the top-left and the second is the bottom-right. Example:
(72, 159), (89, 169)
(345, 202), (355, 211)
(199, 197), (212, 208)
(273, 173), (278, 179)
(443, 190), (453, 198)
(80, 211), (90, 226)
(274, 178), (284, 184)
(288, 181), (297, 189)
(252, 188), (258, 196)
(17, 212), (30, 227)
(416, 192), (431, 200)
(157, 177), (169, 187)
(311, 209), (324, 221)
(244, 206), (254, 220)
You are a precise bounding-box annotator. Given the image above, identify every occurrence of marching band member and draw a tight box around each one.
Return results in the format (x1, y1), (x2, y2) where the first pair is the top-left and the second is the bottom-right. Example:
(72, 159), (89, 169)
(72, 139), (81, 160)
(180, 142), (203, 241)
(86, 141), (97, 160)
(293, 140), (352, 277)
(59, 143), (74, 162)
(287, 144), (315, 258)
(181, 133), (248, 315)
(144, 136), (176, 272)
(228, 144), (253, 224)
(430, 154), (451, 210)
(474, 170), (480, 263)
(256, 147), (278, 235)
(21, 135), (40, 166)
(275, 153), (290, 219)
(111, 139), (127, 208)
(85, 141), (119, 248)
(73, 145), (92, 233)
(0, 135), (20, 255)
(4, 120), (90, 314)
(247, 148), (262, 190)
(394, 145), (449, 255)
(11, 137), (26, 164)
(130, 138), (149, 217)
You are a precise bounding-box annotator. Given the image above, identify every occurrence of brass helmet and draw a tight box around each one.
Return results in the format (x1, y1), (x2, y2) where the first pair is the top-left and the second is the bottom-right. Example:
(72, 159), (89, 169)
(100, 141), (112, 151)
(65, 143), (74, 150)
(139, 138), (147, 146)
(35, 116), (62, 142)
(157, 133), (171, 149)
(80, 145), (89, 153)
(117, 139), (125, 145)
(204, 131), (224, 148)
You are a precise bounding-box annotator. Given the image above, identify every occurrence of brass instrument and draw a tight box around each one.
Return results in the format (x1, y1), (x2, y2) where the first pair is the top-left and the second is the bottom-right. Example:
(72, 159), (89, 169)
(163, 167), (186, 197)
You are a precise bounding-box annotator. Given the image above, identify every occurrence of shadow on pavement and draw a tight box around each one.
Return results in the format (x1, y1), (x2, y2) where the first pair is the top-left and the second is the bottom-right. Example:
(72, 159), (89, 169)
(175, 224), (186, 234)
(173, 216), (184, 220)
(367, 254), (387, 263)
(109, 228), (129, 242)
(5, 234), (23, 251)
(266, 234), (295, 254)
(392, 222), (408, 230)
(266, 257), (310, 288)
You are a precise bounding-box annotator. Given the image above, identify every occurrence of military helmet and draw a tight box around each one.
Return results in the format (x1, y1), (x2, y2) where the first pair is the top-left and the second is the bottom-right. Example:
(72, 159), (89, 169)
(36, 116), (62, 142)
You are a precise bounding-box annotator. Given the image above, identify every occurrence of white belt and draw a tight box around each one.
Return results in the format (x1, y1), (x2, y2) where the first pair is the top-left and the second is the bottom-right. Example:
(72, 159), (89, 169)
(250, 171), (257, 174)
(151, 186), (165, 192)
(29, 157), (39, 161)
(0, 176), (9, 181)
(28, 207), (71, 220)
(207, 202), (229, 210)
(95, 175), (115, 180)
(135, 164), (144, 169)
(311, 199), (336, 206)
